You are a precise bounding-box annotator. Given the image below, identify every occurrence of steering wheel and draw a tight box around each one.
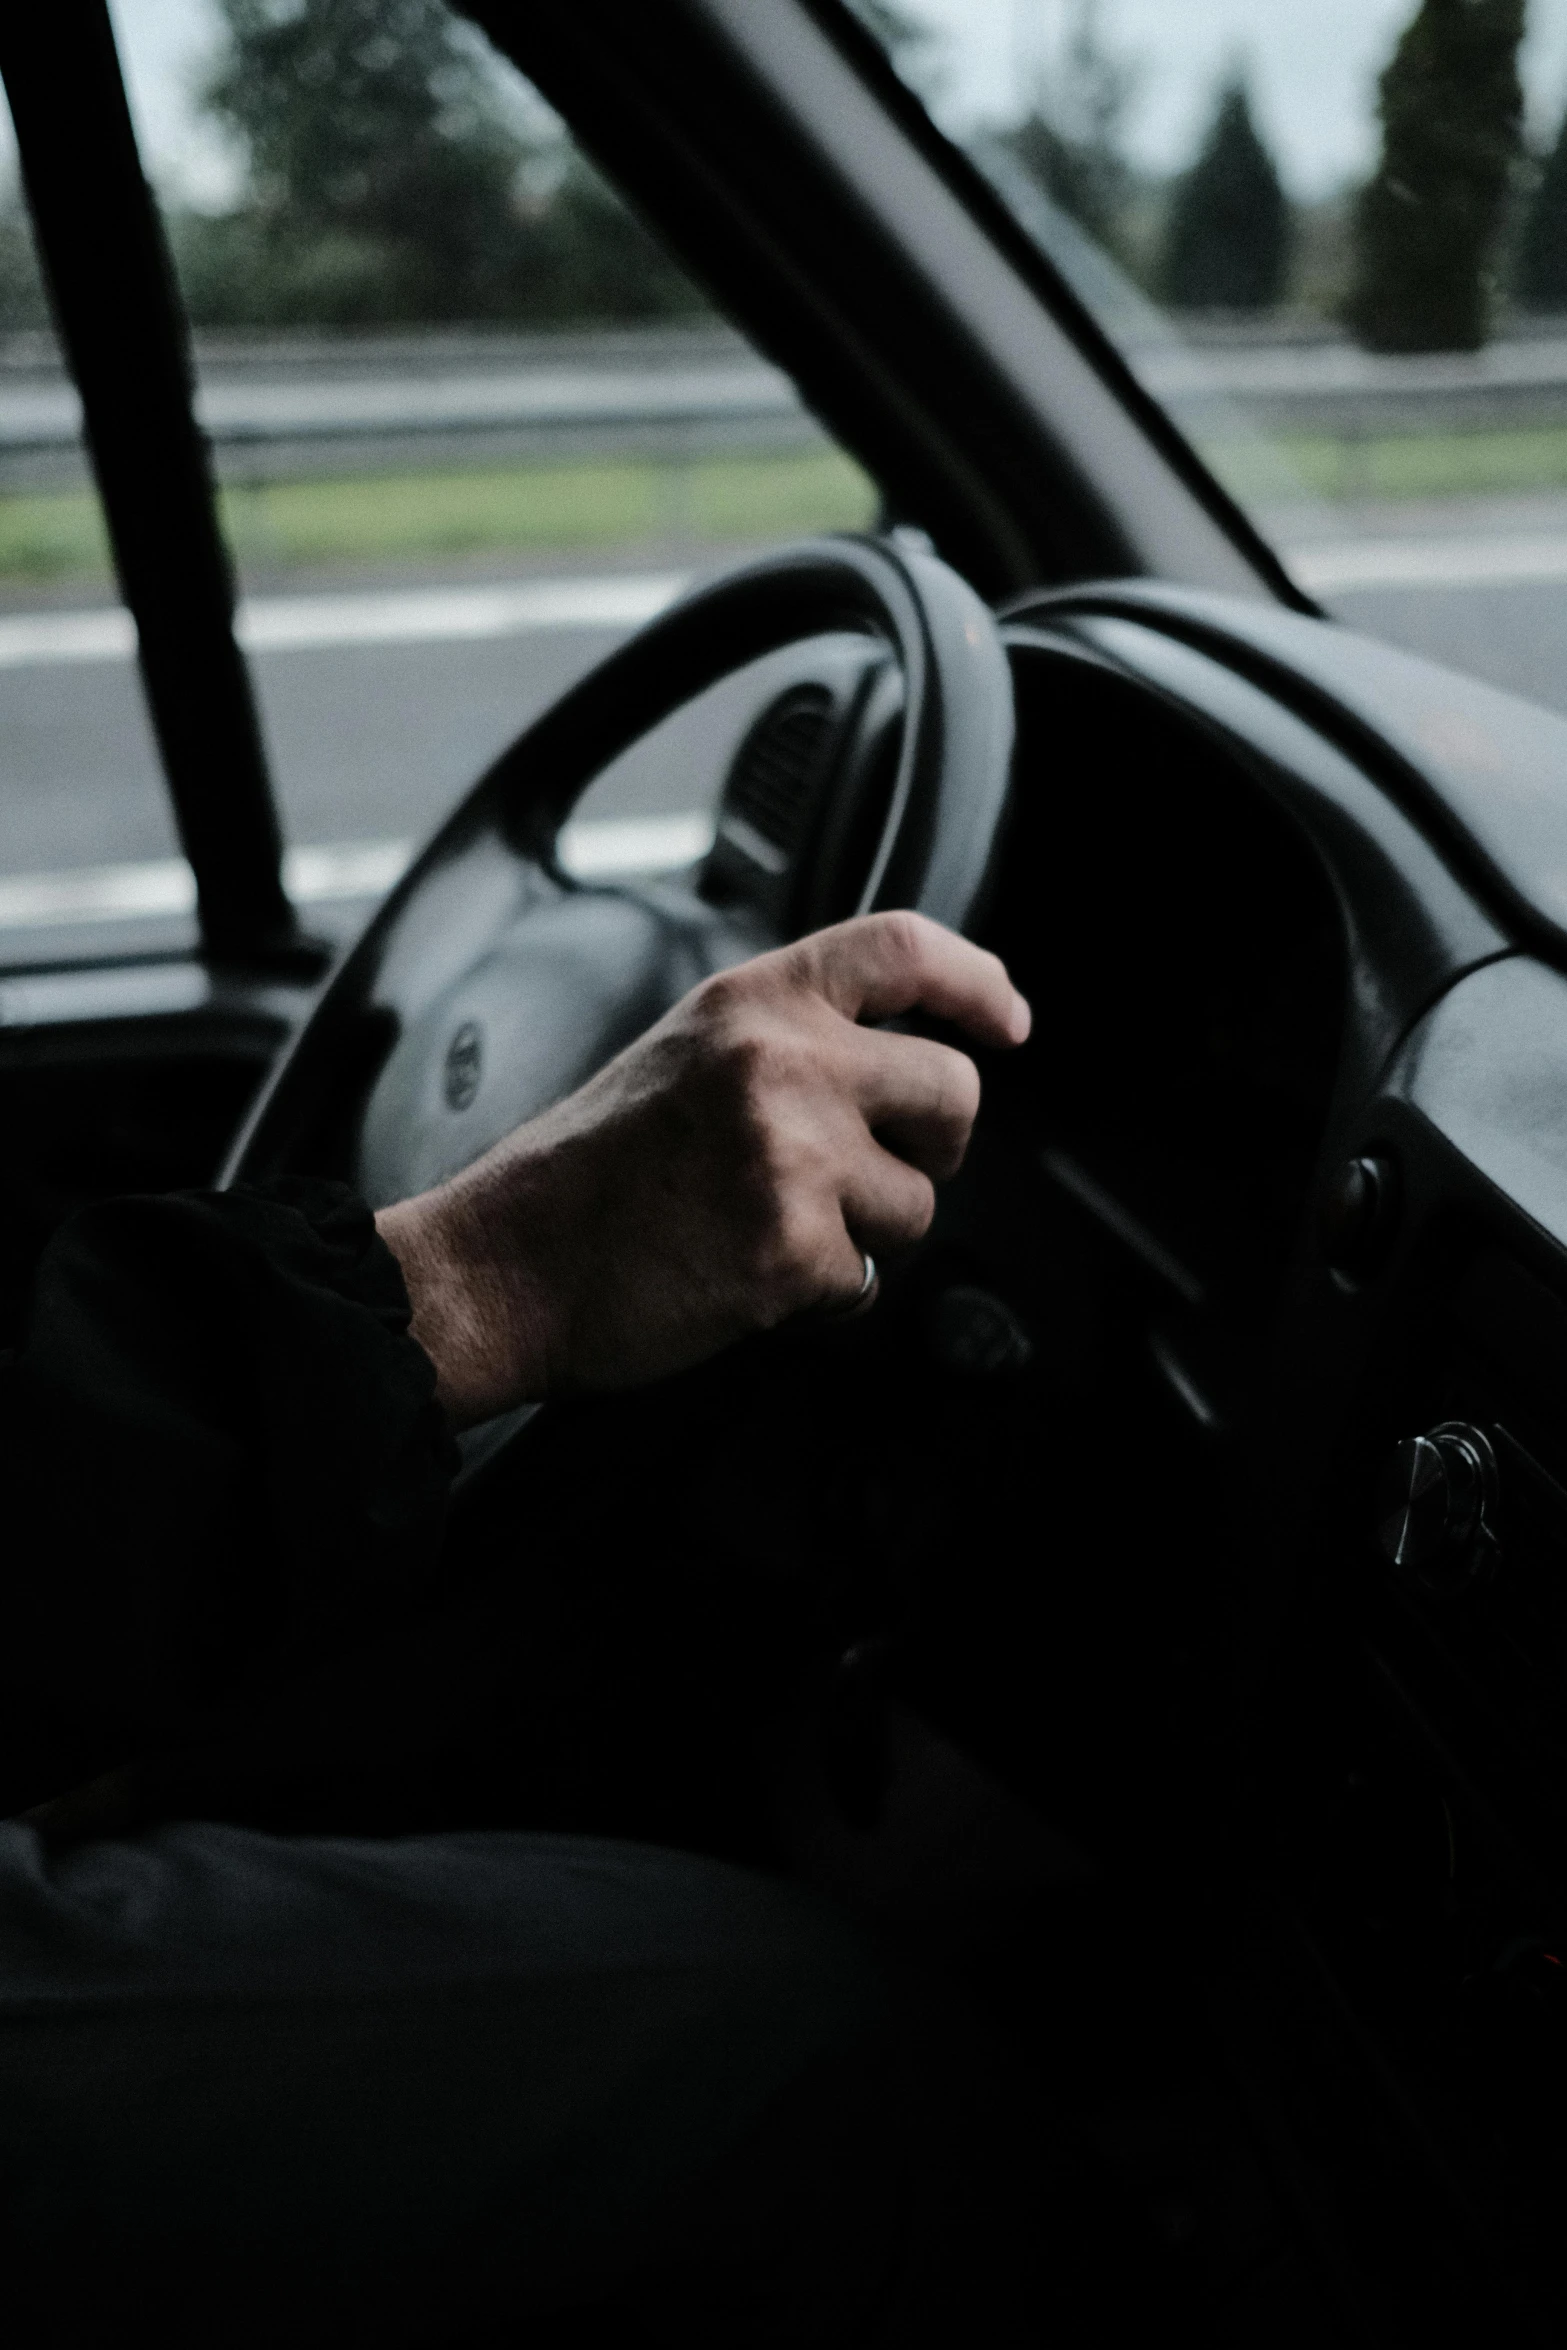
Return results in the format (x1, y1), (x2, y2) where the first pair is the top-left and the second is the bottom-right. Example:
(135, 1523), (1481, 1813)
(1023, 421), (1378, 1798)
(227, 533), (1015, 1211)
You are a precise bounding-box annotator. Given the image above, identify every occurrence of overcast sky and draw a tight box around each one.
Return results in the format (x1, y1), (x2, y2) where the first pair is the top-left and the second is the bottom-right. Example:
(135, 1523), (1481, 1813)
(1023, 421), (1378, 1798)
(914, 0), (1567, 196)
(30, 1), (1567, 206)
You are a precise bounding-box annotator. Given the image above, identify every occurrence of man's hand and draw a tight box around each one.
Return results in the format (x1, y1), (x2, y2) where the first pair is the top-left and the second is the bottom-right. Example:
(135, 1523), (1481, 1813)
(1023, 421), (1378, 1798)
(375, 911), (1030, 1428)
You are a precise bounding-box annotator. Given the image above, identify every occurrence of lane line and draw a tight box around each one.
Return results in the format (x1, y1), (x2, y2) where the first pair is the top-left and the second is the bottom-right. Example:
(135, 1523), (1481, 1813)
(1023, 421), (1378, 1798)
(0, 810), (717, 932)
(0, 571), (688, 669)
(2, 537), (1566, 676)
(0, 608), (134, 667)
(241, 573), (689, 651)
(1289, 533), (1567, 595)
(5, 538), (1567, 675)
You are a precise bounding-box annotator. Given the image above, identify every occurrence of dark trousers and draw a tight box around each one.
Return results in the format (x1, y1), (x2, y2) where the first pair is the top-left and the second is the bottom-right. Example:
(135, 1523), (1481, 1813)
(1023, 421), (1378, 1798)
(0, 1819), (903, 2346)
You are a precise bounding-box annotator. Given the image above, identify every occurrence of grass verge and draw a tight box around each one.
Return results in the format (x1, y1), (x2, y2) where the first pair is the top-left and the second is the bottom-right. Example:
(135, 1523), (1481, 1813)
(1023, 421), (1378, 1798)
(18, 423), (1567, 592)
(0, 446), (878, 587)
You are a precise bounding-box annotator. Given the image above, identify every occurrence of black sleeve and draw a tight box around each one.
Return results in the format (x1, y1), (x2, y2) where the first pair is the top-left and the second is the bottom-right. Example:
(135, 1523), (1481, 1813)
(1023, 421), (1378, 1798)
(0, 1178), (457, 1805)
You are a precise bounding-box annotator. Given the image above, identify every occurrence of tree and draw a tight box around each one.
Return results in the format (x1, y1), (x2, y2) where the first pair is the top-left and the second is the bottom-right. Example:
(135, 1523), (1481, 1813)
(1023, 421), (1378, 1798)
(1159, 78), (1291, 312)
(1517, 104), (1567, 309)
(1345, 0), (1525, 353)
(176, 0), (704, 328)
(1002, 0), (1137, 256)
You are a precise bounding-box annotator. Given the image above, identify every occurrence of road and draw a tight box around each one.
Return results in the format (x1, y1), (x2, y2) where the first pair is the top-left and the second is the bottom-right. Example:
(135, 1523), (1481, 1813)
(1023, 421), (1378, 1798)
(4, 515), (1567, 939)
(0, 558), (831, 938)
(2, 604), (642, 875)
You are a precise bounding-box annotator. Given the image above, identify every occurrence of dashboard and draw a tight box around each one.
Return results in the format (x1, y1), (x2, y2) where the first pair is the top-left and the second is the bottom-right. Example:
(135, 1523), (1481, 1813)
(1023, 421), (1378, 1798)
(995, 594), (1567, 2344)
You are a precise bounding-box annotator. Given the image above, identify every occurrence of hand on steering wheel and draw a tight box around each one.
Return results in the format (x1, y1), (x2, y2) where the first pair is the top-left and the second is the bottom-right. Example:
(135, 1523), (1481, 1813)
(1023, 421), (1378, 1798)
(227, 532), (1023, 1441)
(376, 911), (1030, 1428)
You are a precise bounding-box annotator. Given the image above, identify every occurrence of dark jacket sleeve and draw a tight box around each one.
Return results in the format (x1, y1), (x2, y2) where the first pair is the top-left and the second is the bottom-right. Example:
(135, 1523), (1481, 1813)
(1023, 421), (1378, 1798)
(0, 1178), (457, 1806)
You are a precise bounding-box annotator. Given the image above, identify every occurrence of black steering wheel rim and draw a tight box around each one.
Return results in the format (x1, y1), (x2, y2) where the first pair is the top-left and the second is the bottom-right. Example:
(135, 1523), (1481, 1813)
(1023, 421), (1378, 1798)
(227, 532), (1014, 1190)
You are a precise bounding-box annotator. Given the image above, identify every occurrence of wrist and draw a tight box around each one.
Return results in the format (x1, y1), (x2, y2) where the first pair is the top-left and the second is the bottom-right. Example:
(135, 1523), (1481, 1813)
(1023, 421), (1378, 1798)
(375, 1184), (553, 1430)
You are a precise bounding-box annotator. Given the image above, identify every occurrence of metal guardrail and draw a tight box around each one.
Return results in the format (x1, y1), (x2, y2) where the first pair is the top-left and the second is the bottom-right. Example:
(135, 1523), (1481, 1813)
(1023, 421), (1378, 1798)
(1139, 331), (1567, 438)
(7, 320), (1567, 487)
(0, 325), (820, 487)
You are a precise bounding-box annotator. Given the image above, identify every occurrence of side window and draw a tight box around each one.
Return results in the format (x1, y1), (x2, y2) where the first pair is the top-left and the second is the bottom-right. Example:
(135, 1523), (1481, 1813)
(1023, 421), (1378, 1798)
(0, 80), (189, 958)
(0, 0), (876, 953)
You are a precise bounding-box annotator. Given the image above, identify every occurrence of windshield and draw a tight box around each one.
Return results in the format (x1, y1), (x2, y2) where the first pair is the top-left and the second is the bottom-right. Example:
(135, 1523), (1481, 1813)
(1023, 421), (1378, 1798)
(860, 0), (1567, 717)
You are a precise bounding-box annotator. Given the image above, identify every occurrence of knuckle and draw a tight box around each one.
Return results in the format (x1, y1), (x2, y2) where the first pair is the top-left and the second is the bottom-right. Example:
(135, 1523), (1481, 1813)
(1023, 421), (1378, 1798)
(687, 966), (748, 1035)
(719, 1025), (773, 1100)
(876, 906), (929, 972)
(717, 1013), (826, 1125)
(684, 991), (776, 1105)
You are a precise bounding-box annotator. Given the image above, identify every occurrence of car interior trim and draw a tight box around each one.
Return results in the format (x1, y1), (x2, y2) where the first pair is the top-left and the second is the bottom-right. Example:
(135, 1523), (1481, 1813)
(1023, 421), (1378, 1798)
(1003, 619), (1510, 1099)
(1011, 581), (1567, 974)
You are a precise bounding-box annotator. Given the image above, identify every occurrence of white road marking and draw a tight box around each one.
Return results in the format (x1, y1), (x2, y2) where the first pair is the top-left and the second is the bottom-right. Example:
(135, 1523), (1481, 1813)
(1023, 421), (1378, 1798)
(0, 811), (716, 932)
(2, 535), (1566, 678)
(0, 572), (688, 669)
(240, 573), (688, 651)
(1288, 533), (1567, 595)
(0, 607), (136, 666)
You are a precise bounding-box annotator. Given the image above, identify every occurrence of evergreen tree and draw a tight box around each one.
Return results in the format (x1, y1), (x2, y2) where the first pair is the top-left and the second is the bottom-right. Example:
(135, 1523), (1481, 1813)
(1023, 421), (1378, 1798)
(177, 0), (703, 328)
(1517, 105), (1567, 309)
(1003, 1), (1137, 254)
(1345, 0), (1525, 352)
(1159, 78), (1291, 312)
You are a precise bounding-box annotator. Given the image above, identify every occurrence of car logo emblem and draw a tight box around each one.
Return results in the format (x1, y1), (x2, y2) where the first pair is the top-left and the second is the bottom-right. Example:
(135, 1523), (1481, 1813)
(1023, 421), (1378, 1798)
(443, 1020), (483, 1111)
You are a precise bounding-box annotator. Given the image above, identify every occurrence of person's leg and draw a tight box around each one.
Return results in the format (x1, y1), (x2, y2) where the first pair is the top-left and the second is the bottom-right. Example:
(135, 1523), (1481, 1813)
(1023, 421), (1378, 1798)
(0, 1819), (901, 2347)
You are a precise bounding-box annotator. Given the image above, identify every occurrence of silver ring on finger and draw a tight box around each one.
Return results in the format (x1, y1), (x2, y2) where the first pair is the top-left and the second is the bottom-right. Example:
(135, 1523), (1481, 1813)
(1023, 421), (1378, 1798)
(820, 1251), (878, 1324)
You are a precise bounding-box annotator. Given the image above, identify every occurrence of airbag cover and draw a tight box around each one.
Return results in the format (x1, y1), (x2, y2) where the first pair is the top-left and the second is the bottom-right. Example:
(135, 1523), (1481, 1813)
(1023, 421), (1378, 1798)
(357, 891), (709, 1206)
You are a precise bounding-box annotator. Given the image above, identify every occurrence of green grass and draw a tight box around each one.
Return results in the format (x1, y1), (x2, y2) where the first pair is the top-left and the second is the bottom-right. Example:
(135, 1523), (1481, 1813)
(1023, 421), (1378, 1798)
(21, 421), (1567, 589)
(0, 446), (878, 586)
(0, 493), (114, 580)
(1204, 422), (1567, 508)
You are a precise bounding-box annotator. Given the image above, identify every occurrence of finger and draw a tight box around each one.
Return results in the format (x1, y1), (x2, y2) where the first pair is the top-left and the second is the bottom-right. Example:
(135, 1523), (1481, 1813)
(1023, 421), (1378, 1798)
(812, 1237), (881, 1322)
(796, 911), (1031, 1047)
(844, 1028), (981, 1181)
(782, 1200), (878, 1320)
(840, 1141), (938, 1260)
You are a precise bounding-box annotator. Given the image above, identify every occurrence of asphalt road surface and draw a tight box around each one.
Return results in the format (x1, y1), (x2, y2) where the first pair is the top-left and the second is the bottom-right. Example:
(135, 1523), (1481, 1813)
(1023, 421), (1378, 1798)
(0, 607), (682, 875)
(5, 520), (1567, 919)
